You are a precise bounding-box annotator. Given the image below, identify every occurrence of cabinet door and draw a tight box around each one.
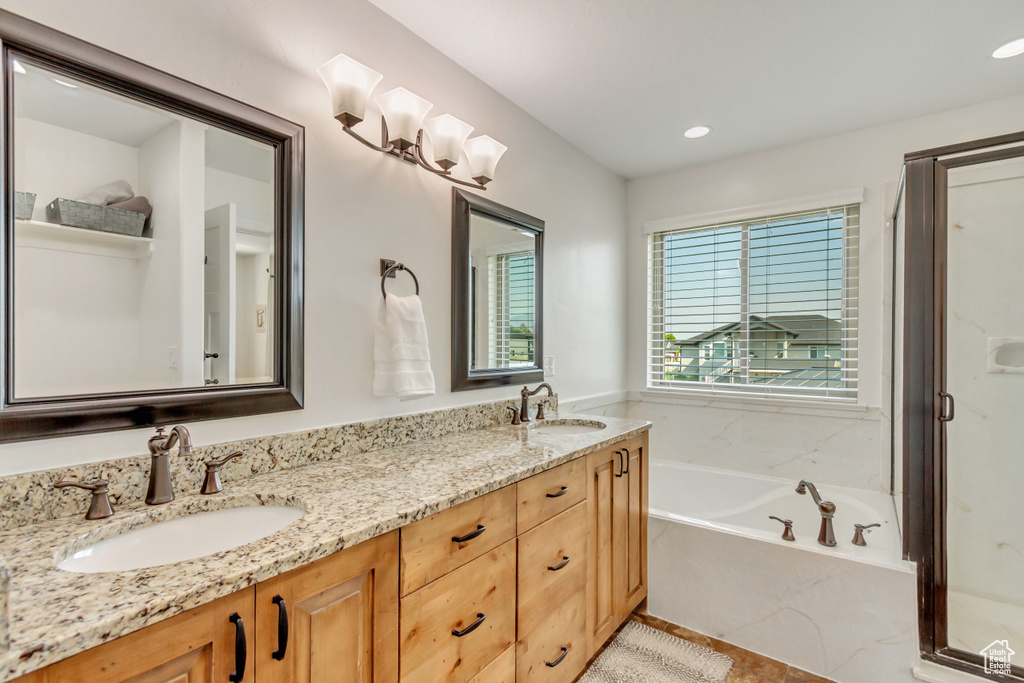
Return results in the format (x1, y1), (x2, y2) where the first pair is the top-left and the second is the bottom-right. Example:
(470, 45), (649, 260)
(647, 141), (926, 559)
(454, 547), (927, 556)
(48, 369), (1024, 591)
(585, 446), (623, 656)
(255, 531), (399, 683)
(620, 434), (648, 616)
(17, 588), (254, 683)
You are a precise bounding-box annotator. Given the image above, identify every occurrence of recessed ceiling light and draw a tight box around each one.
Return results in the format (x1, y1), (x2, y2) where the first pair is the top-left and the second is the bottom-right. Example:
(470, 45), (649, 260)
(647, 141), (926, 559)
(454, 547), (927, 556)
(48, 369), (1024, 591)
(12, 59), (25, 75)
(52, 78), (78, 88)
(993, 37), (1024, 59)
(684, 125), (711, 139)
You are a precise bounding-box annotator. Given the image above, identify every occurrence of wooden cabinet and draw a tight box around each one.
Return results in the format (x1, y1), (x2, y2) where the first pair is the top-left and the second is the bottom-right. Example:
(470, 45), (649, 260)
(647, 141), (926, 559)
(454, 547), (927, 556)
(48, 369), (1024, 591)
(399, 541), (517, 683)
(585, 432), (649, 657)
(17, 587), (255, 683)
(16, 435), (648, 683)
(255, 531), (399, 683)
(400, 485), (517, 596)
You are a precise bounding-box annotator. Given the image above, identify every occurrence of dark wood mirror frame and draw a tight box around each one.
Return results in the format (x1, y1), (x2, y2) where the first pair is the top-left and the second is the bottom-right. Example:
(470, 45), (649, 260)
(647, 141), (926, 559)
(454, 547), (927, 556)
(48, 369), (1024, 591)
(0, 10), (304, 443)
(451, 188), (543, 392)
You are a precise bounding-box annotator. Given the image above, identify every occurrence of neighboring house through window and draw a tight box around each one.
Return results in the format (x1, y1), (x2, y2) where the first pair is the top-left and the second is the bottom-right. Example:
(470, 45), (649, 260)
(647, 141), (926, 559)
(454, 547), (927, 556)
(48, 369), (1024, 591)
(647, 200), (859, 400)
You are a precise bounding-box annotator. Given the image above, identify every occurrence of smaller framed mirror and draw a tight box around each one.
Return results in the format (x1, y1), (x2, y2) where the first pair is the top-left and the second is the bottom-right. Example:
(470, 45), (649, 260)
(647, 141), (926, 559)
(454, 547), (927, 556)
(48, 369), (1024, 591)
(452, 188), (543, 391)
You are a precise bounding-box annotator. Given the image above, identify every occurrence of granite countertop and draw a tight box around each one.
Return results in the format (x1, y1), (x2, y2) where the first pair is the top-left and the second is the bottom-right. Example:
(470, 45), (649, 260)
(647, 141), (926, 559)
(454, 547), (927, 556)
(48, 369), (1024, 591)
(0, 412), (649, 681)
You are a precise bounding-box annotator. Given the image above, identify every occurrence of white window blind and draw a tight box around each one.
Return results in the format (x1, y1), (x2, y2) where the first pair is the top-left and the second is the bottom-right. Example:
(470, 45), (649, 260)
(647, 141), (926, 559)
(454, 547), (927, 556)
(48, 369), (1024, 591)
(488, 250), (535, 367)
(648, 204), (859, 401)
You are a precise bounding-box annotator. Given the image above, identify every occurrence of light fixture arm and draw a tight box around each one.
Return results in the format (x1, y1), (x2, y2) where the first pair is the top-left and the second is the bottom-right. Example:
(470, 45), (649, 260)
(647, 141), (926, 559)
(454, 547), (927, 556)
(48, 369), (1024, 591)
(409, 130), (488, 190)
(341, 123), (395, 154)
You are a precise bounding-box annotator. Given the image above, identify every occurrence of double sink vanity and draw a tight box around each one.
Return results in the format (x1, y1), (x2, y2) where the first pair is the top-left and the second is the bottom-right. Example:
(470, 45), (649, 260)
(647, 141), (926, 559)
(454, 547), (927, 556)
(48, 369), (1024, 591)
(0, 408), (650, 683)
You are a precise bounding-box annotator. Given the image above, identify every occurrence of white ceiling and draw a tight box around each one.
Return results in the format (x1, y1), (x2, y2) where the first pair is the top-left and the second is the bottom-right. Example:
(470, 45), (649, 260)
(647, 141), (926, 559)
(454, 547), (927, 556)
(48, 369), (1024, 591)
(366, 0), (1024, 180)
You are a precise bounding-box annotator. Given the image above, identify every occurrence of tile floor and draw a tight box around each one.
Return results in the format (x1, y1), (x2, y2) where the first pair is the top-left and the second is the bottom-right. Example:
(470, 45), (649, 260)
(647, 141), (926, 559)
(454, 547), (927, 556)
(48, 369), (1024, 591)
(577, 610), (837, 683)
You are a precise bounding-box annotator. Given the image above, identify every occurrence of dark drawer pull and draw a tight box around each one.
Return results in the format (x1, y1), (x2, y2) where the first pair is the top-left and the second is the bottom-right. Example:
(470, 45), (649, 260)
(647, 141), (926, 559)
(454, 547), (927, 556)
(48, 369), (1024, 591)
(614, 451), (624, 478)
(452, 612), (486, 637)
(622, 447), (630, 475)
(546, 486), (569, 498)
(272, 595), (288, 661)
(546, 646), (569, 668)
(548, 555), (571, 571)
(229, 613), (247, 682)
(452, 524), (486, 543)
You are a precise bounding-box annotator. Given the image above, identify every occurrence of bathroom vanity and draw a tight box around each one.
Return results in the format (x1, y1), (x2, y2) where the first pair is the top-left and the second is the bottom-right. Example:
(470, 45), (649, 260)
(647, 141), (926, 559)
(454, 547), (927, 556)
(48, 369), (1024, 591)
(1, 415), (648, 683)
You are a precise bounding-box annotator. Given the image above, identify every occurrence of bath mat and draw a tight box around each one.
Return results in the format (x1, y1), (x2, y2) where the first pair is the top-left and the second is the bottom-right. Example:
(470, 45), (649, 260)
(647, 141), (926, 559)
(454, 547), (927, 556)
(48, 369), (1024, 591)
(579, 621), (733, 683)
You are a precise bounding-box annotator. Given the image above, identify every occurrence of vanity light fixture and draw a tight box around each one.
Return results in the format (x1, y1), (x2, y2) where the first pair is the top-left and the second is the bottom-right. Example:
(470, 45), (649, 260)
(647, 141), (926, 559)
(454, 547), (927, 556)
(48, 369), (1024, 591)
(992, 37), (1024, 59)
(317, 52), (505, 190)
(684, 125), (711, 139)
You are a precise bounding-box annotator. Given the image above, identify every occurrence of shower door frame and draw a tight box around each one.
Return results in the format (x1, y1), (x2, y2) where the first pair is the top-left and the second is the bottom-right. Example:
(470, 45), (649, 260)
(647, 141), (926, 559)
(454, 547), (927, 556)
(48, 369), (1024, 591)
(903, 131), (1024, 681)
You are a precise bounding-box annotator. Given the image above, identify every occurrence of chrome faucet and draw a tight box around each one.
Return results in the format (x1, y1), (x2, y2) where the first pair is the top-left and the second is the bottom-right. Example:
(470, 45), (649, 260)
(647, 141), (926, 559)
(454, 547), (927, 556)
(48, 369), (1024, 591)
(520, 383), (553, 423)
(795, 479), (837, 547)
(146, 425), (194, 505)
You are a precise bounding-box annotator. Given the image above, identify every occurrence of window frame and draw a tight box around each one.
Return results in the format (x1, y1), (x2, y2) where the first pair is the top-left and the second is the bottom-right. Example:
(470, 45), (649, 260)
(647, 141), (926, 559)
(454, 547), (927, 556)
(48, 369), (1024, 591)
(646, 197), (860, 403)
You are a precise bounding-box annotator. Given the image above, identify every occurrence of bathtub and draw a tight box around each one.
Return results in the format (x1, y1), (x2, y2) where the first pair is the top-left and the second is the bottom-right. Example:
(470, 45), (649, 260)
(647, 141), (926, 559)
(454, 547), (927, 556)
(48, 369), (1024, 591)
(647, 460), (920, 683)
(649, 460), (902, 567)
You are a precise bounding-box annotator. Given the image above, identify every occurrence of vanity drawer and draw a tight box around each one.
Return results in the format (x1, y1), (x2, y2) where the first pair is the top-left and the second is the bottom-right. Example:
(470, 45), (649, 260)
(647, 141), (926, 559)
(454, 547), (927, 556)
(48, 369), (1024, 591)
(400, 540), (517, 683)
(401, 484), (517, 596)
(517, 458), (586, 533)
(468, 646), (515, 683)
(516, 589), (587, 683)
(517, 502), (587, 636)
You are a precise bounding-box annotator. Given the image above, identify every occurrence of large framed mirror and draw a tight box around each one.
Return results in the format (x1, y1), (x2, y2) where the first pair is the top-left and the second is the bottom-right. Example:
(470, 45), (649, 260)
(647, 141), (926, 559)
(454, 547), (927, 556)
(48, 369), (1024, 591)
(452, 188), (543, 391)
(0, 11), (304, 442)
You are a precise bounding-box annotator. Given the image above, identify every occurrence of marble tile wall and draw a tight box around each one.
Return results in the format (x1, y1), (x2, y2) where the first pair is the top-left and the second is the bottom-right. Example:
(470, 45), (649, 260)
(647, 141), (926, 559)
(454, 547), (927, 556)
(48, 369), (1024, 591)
(0, 395), (556, 530)
(629, 400), (883, 491)
(648, 515), (919, 683)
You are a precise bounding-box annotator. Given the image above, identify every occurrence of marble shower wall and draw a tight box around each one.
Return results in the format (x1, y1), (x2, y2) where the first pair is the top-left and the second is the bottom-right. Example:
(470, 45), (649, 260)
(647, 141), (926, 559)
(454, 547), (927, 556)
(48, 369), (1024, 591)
(0, 395), (555, 530)
(628, 399), (882, 491)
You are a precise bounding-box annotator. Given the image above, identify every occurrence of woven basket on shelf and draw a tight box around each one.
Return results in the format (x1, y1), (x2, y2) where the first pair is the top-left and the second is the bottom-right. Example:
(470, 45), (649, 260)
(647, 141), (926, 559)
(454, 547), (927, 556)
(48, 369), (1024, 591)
(45, 198), (146, 237)
(14, 192), (35, 220)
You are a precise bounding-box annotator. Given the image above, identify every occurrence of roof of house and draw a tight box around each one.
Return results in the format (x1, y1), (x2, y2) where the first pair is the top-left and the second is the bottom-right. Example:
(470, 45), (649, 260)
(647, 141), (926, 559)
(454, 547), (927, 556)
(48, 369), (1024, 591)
(673, 314), (841, 346)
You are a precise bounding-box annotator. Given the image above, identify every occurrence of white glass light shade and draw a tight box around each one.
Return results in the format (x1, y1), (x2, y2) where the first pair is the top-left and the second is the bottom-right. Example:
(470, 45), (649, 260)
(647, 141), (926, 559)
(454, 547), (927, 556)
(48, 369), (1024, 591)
(317, 53), (383, 126)
(423, 115), (473, 170)
(376, 87), (433, 150)
(993, 37), (1024, 59)
(463, 135), (507, 184)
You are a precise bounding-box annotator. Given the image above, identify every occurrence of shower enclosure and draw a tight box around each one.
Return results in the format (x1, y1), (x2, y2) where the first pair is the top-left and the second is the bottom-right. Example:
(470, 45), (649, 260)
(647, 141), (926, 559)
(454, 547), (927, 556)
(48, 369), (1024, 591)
(902, 131), (1024, 681)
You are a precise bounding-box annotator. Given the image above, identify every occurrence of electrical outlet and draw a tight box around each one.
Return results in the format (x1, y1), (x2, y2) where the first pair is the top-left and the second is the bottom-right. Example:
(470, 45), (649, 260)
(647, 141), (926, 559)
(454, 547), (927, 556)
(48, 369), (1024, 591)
(543, 355), (555, 377)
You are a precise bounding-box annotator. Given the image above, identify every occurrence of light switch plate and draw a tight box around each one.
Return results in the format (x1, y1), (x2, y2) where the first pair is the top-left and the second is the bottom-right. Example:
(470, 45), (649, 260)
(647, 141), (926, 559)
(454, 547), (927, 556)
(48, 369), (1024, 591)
(543, 355), (555, 377)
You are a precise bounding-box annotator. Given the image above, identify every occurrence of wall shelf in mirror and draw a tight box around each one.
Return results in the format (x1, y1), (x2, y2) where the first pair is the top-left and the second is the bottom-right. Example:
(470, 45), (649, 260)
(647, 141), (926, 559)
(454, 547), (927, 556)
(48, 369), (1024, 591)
(15, 219), (154, 260)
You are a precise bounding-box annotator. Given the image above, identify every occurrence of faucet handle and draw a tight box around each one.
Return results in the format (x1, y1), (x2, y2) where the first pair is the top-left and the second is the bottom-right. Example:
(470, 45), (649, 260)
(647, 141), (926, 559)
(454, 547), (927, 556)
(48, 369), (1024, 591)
(507, 406), (521, 426)
(852, 523), (881, 546)
(769, 516), (795, 542)
(535, 402), (546, 420)
(54, 479), (114, 520)
(201, 451), (243, 495)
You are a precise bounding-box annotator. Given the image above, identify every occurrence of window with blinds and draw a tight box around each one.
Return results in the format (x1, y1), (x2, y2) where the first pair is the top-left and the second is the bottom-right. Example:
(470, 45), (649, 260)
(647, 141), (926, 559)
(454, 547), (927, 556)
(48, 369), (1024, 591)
(648, 204), (859, 400)
(488, 250), (535, 367)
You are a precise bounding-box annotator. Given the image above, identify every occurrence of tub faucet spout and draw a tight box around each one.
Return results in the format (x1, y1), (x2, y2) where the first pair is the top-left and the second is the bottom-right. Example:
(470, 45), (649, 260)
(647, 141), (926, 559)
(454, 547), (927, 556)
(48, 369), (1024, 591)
(796, 479), (837, 547)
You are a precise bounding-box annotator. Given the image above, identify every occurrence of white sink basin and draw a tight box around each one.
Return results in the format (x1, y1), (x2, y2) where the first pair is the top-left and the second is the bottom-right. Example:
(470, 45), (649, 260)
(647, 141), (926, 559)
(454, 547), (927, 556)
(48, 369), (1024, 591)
(58, 505), (304, 573)
(532, 420), (606, 435)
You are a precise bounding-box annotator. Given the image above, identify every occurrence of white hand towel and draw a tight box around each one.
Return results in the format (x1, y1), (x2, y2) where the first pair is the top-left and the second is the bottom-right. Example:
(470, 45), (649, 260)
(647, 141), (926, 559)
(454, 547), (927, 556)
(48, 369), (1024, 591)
(373, 294), (435, 400)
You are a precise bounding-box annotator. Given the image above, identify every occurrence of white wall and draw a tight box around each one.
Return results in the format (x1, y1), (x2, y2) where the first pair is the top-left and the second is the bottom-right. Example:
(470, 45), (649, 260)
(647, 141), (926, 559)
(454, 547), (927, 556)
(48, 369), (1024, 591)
(626, 93), (1024, 492)
(0, 0), (628, 474)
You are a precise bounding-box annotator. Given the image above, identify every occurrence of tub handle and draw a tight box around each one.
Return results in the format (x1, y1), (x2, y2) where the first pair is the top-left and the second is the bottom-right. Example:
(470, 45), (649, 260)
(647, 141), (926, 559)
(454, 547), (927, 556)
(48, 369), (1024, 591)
(769, 516), (796, 542)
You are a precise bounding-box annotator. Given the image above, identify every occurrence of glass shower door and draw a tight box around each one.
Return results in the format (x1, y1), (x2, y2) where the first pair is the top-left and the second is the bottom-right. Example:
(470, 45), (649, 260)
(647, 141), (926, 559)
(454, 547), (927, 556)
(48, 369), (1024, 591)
(944, 156), (1024, 668)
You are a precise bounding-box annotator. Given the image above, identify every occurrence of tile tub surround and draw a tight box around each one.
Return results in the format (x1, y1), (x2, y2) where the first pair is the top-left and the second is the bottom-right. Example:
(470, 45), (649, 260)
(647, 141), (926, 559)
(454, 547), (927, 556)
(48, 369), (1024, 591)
(0, 412), (648, 681)
(648, 516), (919, 683)
(0, 395), (556, 531)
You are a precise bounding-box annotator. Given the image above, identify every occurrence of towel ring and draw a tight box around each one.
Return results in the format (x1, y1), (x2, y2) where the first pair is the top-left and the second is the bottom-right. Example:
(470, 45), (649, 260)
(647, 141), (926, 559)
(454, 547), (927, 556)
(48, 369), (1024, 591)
(381, 263), (420, 300)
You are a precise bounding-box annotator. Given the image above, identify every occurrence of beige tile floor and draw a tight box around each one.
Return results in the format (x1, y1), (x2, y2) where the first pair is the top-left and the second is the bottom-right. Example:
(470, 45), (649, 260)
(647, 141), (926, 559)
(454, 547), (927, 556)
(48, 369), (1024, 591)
(576, 610), (837, 683)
